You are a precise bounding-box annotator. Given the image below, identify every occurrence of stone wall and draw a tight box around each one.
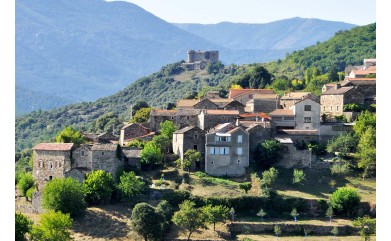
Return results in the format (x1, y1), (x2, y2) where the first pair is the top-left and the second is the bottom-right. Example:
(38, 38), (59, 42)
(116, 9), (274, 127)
(251, 99), (279, 113)
(72, 145), (92, 169)
(247, 124), (273, 162)
(33, 150), (72, 190)
(198, 112), (239, 131)
(91, 150), (123, 179)
(32, 191), (44, 214)
(120, 124), (149, 146)
(276, 144), (314, 168)
(194, 99), (218, 110)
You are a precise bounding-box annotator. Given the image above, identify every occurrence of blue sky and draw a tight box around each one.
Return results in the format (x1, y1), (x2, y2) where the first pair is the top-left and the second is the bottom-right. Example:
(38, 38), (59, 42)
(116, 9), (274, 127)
(116, 0), (376, 25)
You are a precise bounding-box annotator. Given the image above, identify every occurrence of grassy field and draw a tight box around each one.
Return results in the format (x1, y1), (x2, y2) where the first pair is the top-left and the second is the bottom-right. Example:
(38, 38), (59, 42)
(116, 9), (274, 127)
(236, 234), (376, 241)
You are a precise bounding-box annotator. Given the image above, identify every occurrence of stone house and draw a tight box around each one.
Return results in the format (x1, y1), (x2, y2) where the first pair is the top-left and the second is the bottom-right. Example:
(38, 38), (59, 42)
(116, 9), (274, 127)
(89, 144), (123, 178)
(228, 88), (275, 105)
(197, 109), (240, 131)
(122, 147), (142, 171)
(269, 98), (320, 130)
(173, 126), (206, 170)
(210, 99), (246, 113)
(205, 123), (249, 176)
(32, 143), (75, 190)
(280, 92), (318, 109)
(119, 123), (151, 146)
(83, 133), (118, 144)
(245, 94), (280, 113)
(341, 78), (376, 104)
(320, 85), (364, 118)
(149, 109), (200, 132)
(348, 65), (376, 78)
(274, 137), (314, 169)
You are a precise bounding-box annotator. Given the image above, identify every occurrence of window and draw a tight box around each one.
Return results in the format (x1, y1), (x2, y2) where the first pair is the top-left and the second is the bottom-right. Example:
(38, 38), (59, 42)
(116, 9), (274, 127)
(237, 160), (241, 163)
(237, 147), (243, 155)
(81, 150), (85, 156)
(220, 147), (230, 155)
(323, 106), (326, 112)
(102, 152), (104, 156)
(336, 106), (339, 112)
(304, 117), (312, 123)
(210, 147), (219, 155)
(193, 145), (198, 151)
(194, 131), (198, 139)
(49, 162), (53, 170)
(211, 161), (214, 165)
(284, 117), (294, 121)
(304, 105), (311, 111)
(216, 136), (231, 142)
(237, 135), (243, 143)
(39, 160), (43, 168)
(330, 106), (333, 112)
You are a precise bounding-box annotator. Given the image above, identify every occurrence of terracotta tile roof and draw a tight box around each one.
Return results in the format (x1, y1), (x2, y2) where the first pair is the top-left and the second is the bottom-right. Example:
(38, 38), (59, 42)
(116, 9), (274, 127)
(33, 143), (74, 151)
(281, 92), (314, 100)
(121, 123), (149, 130)
(325, 83), (336, 87)
(294, 97), (320, 105)
(351, 69), (376, 76)
(209, 123), (237, 133)
(151, 109), (177, 116)
(269, 109), (294, 116)
(239, 112), (270, 120)
(366, 66), (376, 71)
(227, 126), (242, 134)
(176, 99), (199, 107)
(91, 144), (118, 151)
(229, 88), (275, 99)
(124, 132), (155, 142)
(202, 110), (239, 115)
(322, 86), (354, 95)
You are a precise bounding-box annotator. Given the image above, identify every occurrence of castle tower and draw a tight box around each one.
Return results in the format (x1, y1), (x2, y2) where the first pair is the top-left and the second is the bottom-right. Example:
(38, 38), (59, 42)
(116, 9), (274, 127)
(187, 50), (195, 63)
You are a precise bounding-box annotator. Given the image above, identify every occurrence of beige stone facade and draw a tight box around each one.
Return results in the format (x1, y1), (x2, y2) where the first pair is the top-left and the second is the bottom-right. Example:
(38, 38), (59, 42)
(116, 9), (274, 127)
(280, 92), (318, 109)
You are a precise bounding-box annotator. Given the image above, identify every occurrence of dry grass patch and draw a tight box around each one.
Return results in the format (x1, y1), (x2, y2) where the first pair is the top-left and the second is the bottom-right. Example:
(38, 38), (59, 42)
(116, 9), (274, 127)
(236, 234), (375, 241)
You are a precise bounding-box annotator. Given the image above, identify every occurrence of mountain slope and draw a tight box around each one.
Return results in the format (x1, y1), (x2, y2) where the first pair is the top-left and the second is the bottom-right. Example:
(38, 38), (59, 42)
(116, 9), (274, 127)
(174, 18), (356, 51)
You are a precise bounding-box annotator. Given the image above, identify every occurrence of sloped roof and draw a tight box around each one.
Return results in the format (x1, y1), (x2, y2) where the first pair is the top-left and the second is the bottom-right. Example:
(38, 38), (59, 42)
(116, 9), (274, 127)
(121, 122), (149, 130)
(269, 109), (294, 116)
(239, 112), (270, 120)
(202, 110), (239, 115)
(122, 149), (142, 158)
(91, 144), (118, 151)
(151, 109), (177, 116)
(174, 126), (197, 134)
(281, 92), (314, 100)
(177, 109), (201, 116)
(342, 78), (376, 86)
(229, 88), (275, 99)
(176, 99), (199, 107)
(33, 143), (74, 151)
(351, 69), (376, 76)
(322, 86), (354, 95)
(253, 94), (279, 99)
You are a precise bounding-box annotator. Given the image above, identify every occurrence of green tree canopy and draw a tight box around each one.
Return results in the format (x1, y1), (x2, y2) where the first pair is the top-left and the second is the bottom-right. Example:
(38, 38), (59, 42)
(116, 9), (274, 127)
(132, 100), (150, 115)
(292, 169), (306, 185)
(353, 111), (376, 137)
(17, 172), (35, 198)
(89, 112), (120, 133)
(83, 170), (115, 205)
(117, 171), (146, 202)
(329, 187), (361, 216)
(131, 107), (152, 124)
(254, 140), (283, 169)
(326, 133), (358, 156)
(42, 177), (86, 217)
(30, 210), (73, 241)
(239, 182), (252, 194)
(172, 200), (206, 241)
(55, 126), (85, 144)
(159, 120), (178, 138)
(261, 167), (279, 189)
(202, 205), (229, 231)
(356, 126), (376, 178)
(353, 216), (376, 241)
(140, 141), (163, 167)
(16, 212), (33, 241)
(182, 149), (201, 174)
(131, 202), (164, 241)
(233, 65), (273, 89)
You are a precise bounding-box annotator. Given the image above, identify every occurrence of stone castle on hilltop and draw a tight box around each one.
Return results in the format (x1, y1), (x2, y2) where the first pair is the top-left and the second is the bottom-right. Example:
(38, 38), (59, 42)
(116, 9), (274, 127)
(182, 50), (219, 70)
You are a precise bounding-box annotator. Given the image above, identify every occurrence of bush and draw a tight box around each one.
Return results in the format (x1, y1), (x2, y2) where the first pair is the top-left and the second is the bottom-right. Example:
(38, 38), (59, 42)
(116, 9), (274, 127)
(26, 187), (35, 201)
(42, 177), (86, 217)
(30, 210), (73, 241)
(83, 170), (115, 205)
(117, 171), (146, 202)
(330, 187), (361, 216)
(15, 212), (32, 241)
(17, 172), (35, 197)
(330, 163), (350, 175)
(131, 203), (164, 240)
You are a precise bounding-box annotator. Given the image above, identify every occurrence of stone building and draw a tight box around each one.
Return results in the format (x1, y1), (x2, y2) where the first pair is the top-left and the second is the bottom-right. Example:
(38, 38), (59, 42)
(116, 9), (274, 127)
(173, 126), (206, 170)
(176, 99), (218, 110)
(280, 92), (318, 109)
(181, 50), (219, 70)
(205, 123), (250, 177)
(149, 109), (200, 132)
(210, 99), (245, 113)
(32, 143), (75, 190)
(119, 123), (151, 146)
(341, 78), (376, 104)
(228, 88), (275, 105)
(274, 138), (314, 169)
(122, 147), (142, 171)
(245, 94), (280, 113)
(269, 109), (295, 129)
(89, 144), (123, 178)
(197, 109), (240, 131)
(83, 133), (118, 144)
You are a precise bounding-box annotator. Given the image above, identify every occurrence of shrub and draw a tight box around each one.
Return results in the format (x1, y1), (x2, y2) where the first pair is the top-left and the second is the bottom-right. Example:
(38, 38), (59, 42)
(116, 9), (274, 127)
(42, 177), (86, 217)
(30, 210), (73, 241)
(17, 172), (35, 197)
(131, 203), (164, 241)
(117, 171), (146, 202)
(83, 170), (115, 205)
(15, 212), (32, 241)
(292, 169), (306, 185)
(330, 187), (361, 216)
(26, 187), (35, 201)
(239, 182), (252, 194)
(330, 163), (350, 175)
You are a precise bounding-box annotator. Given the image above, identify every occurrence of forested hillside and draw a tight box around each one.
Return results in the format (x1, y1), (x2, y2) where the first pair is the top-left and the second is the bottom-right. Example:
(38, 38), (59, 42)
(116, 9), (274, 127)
(15, 23), (376, 152)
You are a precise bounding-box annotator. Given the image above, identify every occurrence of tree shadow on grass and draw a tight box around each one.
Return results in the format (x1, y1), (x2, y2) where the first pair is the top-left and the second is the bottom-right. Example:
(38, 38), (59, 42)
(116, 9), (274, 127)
(72, 204), (132, 239)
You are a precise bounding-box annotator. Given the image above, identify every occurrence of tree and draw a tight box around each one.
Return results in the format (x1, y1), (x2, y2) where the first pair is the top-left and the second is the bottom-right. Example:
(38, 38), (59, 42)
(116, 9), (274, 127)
(261, 167), (278, 188)
(352, 216), (376, 241)
(159, 120), (178, 138)
(256, 208), (267, 222)
(156, 200), (174, 232)
(89, 112), (120, 133)
(83, 170), (115, 205)
(183, 149), (201, 174)
(271, 78), (290, 92)
(274, 224), (282, 239)
(329, 187), (361, 216)
(55, 126), (85, 144)
(152, 135), (171, 154)
(17, 172), (35, 198)
(140, 141), (163, 168)
(131, 107), (152, 123)
(291, 208), (299, 222)
(326, 206), (334, 222)
(132, 101), (150, 116)
(131, 203), (164, 241)
(16, 212), (32, 241)
(117, 171), (146, 202)
(292, 169), (306, 185)
(330, 226), (338, 240)
(239, 182), (252, 194)
(229, 207), (236, 222)
(172, 200), (206, 241)
(356, 126), (376, 178)
(202, 205), (229, 231)
(353, 111), (376, 137)
(326, 133), (358, 156)
(42, 177), (86, 217)
(30, 210), (73, 241)
(253, 140), (283, 169)
(234, 65), (273, 89)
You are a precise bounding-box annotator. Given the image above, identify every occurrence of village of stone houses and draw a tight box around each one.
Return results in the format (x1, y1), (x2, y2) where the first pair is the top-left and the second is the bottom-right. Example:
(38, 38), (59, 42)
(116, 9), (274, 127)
(15, 52), (377, 241)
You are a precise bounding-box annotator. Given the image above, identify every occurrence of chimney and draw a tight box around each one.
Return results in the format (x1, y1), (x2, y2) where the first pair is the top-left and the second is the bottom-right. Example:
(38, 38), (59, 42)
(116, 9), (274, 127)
(255, 115), (259, 122)
(335, 83), (341, 90)
(235, 118), (240, 127)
